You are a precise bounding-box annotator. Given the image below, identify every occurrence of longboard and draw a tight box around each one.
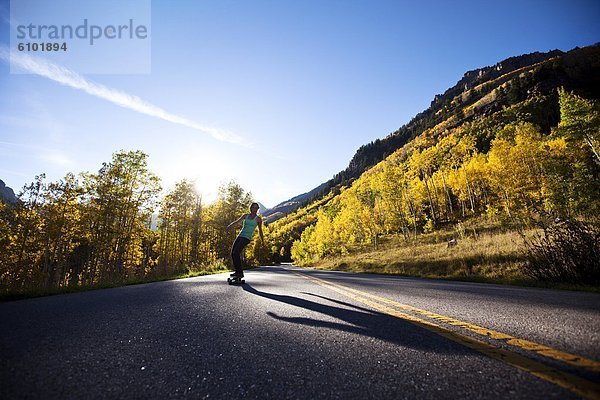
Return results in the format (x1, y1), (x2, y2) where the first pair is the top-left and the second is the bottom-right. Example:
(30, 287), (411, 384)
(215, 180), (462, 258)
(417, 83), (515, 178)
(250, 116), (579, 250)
(227, 277), (245, 285)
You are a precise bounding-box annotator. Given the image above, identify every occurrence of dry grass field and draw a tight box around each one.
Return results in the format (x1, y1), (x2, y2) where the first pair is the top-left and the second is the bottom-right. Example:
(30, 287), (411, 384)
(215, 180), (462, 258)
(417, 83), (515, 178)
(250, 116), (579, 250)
(311, 223), (543, 284)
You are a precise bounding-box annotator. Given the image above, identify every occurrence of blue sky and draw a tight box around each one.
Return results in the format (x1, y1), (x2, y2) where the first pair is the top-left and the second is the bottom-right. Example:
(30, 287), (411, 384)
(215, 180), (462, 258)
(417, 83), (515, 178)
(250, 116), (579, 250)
(1, 0), (599, 207)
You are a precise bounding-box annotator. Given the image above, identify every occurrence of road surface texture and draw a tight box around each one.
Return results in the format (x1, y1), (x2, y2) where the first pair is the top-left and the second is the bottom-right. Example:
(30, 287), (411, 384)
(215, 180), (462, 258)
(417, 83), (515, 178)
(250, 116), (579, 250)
(1, 265), (599, 399)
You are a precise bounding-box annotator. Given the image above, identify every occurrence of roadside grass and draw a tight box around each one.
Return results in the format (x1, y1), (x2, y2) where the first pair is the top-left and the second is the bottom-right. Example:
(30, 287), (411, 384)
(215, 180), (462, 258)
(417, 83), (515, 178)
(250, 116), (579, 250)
(311, 224), (600, 293)
(0, 265), (232, 302)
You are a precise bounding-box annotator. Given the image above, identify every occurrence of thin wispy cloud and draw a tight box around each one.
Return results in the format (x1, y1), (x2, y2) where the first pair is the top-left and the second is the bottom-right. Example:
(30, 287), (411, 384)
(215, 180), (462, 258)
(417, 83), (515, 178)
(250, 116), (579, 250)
(0, 46), (249, 147)
(0, 140), (73, 167)
(40, 151), (73, 166)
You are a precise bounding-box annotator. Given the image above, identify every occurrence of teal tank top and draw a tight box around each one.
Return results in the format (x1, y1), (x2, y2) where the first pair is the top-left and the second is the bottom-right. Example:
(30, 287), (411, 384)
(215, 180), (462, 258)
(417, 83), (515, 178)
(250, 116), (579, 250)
(239, 214), (258, 239)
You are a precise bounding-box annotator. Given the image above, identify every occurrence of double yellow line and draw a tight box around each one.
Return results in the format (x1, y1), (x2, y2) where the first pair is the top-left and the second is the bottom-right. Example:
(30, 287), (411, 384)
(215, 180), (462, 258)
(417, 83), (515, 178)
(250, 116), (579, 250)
(294, 271), (600, 400)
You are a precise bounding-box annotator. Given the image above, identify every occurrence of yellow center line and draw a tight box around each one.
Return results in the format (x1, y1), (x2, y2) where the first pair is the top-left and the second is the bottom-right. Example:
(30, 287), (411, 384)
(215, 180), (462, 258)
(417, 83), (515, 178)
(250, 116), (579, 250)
(298, 271), (600, 373)
(292, 271), (600, 400)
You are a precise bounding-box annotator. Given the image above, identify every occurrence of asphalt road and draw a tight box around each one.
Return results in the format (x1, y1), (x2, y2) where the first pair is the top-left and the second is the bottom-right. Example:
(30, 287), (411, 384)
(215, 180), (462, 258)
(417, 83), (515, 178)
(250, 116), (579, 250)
(1, 265), (599, 399)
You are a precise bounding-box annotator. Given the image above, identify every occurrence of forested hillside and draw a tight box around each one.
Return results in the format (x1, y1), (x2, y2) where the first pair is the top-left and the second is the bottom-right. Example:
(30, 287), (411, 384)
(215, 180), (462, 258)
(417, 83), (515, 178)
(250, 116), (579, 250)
(263, 45), (600, 223)
(255, 44), (600, 283)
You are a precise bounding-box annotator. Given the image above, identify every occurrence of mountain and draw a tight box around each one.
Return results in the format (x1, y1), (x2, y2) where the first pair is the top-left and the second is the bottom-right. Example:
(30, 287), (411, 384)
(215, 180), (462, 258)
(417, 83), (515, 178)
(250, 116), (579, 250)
(257, 202), (269, 215)
(0, 180), (17, 204)
(255, 43), (600, 263)
(266, 44), (600, 223)
(261, 181), (329, 223)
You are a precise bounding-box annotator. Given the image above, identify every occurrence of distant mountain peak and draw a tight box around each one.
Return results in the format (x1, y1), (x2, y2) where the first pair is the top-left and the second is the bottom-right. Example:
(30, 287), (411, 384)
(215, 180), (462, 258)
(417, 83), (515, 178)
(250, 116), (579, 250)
(0, 179), (17, 204)
(257, 202), (269, 215)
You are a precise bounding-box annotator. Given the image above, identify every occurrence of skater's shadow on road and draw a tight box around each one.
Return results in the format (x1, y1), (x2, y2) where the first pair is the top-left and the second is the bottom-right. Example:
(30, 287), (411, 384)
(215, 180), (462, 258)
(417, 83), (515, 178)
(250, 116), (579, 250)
(242, 284), (468, 354)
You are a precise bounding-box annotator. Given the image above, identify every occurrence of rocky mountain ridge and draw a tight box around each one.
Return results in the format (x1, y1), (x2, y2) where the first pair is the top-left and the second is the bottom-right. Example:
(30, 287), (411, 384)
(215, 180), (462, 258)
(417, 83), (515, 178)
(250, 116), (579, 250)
(0, 180), (17, 204)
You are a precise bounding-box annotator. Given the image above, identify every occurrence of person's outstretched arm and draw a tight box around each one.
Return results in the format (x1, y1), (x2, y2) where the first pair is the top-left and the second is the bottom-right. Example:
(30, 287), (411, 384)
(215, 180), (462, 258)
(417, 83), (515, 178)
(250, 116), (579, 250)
(225, 214), (246, 232)
(257, 217), (265, 245)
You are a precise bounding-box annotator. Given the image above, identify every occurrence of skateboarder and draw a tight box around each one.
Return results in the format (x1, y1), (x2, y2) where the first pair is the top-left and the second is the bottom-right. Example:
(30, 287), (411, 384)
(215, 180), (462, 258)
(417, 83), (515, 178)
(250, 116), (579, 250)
(225, 202), (264, 280)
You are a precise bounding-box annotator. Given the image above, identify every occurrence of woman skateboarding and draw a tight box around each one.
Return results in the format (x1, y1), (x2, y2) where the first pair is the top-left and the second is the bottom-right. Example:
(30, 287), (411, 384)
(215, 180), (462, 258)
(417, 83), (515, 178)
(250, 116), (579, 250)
(225, 202), (264, 281)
